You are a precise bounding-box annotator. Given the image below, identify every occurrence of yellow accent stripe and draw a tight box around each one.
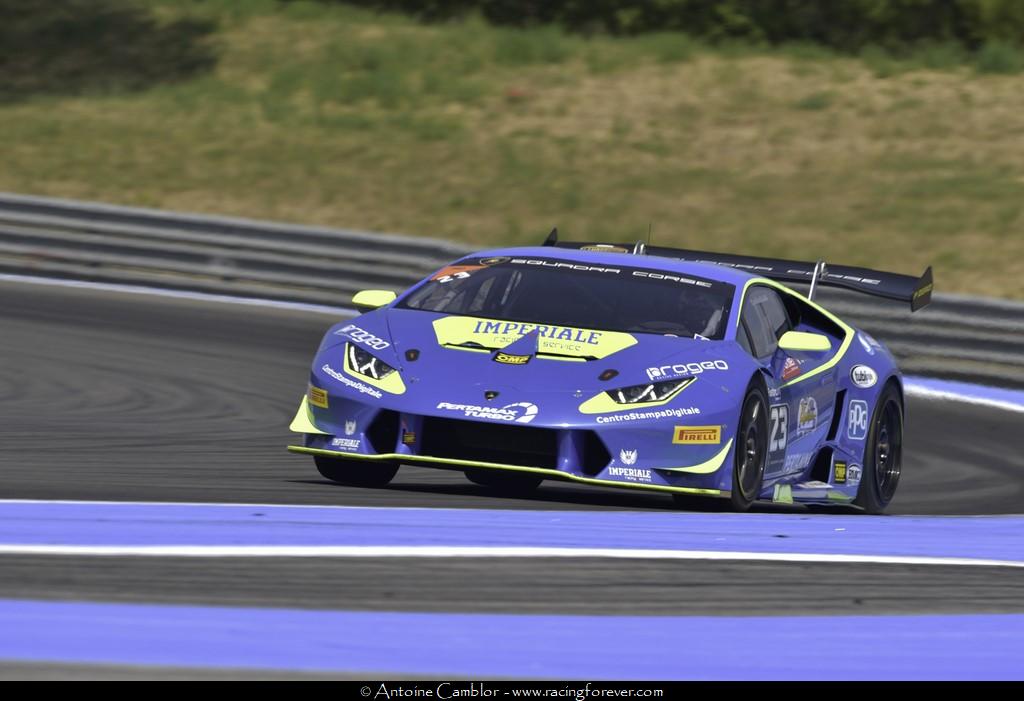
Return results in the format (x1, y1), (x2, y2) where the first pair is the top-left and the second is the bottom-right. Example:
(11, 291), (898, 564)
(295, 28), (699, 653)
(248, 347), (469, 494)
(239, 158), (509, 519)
(288, 396), (328, 435)
(660, 439), (733, 474)
(287, 445), (726, 498)
(737, 278), (855, 389)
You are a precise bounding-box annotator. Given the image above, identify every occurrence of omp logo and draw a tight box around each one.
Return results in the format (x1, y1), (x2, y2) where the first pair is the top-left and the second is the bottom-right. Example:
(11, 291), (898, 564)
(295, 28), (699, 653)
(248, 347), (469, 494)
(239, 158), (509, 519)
(673, 426), (722, 444)
(619, 449), (638, 466)
(647, 360), (728, 381)
(494, 352), (530, 365)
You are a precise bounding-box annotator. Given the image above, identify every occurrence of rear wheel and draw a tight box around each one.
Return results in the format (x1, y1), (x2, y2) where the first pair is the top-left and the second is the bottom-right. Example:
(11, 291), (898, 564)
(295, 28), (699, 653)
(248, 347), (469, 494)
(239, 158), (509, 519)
(314, 455), (399, 487)
(854, 384), (904, 514)
(464, 468), (543, 494)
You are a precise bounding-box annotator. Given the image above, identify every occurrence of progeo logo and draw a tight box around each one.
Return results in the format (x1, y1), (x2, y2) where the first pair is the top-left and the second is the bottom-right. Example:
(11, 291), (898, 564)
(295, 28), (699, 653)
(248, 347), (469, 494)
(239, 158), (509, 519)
(646, 359), (728, 381)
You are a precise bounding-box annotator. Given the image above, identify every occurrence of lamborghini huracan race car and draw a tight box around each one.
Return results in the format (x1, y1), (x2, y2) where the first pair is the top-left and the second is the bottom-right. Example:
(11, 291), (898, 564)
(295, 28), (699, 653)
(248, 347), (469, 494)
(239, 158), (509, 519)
(288, 231), (933, 513)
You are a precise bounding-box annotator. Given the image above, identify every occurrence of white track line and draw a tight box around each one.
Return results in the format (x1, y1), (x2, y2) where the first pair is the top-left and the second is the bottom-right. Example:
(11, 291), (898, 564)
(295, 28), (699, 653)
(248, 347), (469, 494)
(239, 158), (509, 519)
(2, 544), (1022, 568)
(1, 497), (1020, 517)
(903, 382), (1024, 415)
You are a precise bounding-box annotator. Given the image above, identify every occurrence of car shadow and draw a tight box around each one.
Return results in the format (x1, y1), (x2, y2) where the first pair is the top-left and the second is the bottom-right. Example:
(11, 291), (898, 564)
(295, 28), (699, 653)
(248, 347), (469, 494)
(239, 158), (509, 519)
(286, 475), (805, 514)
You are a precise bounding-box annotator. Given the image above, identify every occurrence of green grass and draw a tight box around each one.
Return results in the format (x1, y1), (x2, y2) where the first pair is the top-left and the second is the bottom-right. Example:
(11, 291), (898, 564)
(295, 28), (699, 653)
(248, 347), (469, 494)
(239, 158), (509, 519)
(2, 0), (1024, 298)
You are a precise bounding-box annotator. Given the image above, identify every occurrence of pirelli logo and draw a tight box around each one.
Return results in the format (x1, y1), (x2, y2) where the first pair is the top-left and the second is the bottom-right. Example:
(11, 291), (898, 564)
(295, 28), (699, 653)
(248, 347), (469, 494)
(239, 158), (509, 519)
(673, 425), (722, 445)
(308, 385), (329, 409)
(494, 352), (530, 365)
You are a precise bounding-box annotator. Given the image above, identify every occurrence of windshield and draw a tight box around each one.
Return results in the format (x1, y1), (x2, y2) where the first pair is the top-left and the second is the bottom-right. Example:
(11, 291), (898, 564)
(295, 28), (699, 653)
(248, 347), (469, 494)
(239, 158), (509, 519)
(399, 256), (735, 340)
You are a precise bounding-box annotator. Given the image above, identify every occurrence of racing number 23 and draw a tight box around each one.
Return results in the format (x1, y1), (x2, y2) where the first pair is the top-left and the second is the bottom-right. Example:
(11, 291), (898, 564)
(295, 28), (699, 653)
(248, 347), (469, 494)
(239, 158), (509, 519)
(770, 404), (788, 453)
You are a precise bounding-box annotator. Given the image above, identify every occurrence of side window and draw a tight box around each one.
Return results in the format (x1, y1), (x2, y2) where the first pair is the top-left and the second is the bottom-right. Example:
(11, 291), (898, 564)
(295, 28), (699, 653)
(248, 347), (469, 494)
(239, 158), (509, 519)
(740, 286), (790, 359)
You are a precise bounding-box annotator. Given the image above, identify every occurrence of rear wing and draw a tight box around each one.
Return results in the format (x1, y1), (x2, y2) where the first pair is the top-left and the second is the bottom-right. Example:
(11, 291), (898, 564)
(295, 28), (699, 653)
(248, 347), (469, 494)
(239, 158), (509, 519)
(542, 229), (933, 312)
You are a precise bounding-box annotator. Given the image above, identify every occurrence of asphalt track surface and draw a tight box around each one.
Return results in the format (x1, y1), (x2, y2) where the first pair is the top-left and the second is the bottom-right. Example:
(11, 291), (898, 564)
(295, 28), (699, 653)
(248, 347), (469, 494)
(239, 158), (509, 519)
(2, 279), (1023, 678)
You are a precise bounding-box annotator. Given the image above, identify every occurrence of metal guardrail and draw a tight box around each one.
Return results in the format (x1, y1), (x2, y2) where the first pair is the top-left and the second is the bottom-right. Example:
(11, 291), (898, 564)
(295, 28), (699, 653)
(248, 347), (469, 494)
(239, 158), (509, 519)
(2, 191), (1022, 388)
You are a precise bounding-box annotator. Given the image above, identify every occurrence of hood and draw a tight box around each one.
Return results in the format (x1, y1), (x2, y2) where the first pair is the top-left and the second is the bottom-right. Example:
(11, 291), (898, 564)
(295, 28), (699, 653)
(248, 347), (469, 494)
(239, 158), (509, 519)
(317, 309), (749, 425)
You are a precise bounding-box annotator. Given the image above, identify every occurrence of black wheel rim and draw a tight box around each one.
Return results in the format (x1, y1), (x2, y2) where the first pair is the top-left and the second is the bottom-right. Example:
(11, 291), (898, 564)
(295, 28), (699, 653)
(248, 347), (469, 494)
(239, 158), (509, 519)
(737, 396), (767, 499)
(874, 399), (903, 501)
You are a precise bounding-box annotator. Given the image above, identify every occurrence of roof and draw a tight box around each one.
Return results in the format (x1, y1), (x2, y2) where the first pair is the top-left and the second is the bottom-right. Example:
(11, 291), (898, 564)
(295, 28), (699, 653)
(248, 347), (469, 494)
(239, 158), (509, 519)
(464, 246), (759, 288)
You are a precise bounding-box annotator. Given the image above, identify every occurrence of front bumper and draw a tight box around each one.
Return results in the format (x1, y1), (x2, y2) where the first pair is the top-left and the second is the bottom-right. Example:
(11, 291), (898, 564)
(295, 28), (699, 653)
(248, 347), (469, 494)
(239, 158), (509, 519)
(288, 396), (732, 498)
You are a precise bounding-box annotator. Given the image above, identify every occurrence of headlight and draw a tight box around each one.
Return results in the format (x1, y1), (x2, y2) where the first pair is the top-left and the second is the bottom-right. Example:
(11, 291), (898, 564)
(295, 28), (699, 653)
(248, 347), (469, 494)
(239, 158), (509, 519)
(606, 377), (694, 404)
(346, 343), (396, 380)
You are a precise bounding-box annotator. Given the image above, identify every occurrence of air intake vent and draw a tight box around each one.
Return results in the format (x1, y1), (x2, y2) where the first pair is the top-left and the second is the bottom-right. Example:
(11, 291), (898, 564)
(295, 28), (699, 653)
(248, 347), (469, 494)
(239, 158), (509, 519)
(827, 389), (847, 442)
(421, 417), (558, 469)
(367, 410), (401, 453)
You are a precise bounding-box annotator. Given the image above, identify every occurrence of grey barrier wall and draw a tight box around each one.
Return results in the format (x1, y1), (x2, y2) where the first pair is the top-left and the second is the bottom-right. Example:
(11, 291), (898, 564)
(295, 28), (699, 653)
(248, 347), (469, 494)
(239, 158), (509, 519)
(2, 191), (1021, 388)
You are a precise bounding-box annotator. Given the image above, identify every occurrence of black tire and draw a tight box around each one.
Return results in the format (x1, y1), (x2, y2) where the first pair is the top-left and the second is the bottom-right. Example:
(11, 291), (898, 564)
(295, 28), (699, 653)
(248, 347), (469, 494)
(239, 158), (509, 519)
(464, 468), (543, 494)
(672, 380), (768, 513)
(854, 383), (904, 514)
(728, 381), (770, 511)
(314, 455), (399, 487)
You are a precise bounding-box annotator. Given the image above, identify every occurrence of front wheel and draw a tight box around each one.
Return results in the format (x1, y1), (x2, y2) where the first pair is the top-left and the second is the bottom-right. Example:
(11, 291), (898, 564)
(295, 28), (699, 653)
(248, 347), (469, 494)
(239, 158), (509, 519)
(314, 455), (399, 487)
(729, 382), (770, 511)
(854, 384), (904, 514)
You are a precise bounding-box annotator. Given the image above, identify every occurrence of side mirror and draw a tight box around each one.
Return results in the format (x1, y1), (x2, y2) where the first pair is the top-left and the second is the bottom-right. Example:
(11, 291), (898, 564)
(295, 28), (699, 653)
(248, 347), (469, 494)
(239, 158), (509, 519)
(352, 289), (396, 313)
(778, 330), (832, 352)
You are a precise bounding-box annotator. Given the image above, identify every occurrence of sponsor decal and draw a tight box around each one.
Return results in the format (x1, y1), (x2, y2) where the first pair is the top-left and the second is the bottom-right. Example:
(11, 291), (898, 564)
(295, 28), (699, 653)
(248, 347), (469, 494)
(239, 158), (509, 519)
(768, 386), (782, 401)
(847, 400), (870, 440)
(782, 357), (802, 381)
(796, 481), (832, 489)
(607, 466), (652, 483)
(769, 404), (789, 453)
(494, 352), (530, 365)
(834, 460), (848, 484)
(646, 360), (728, 381)
(619, 449), (638, 466)
(672, 425), (722, 445)
(851, 365), (878, 389)
(434, 316), (636, 359)
(631, 270), (712, 288)
(402, 431), (416, 445)
(335, 324), (390, 351)
(857, 333), (875, 356)
(580, 245), (629, 253)
(329, 437), (360, 451)
(472, 320), (601, 346)
(783, 452), (811, 472)
(595, 406), (701, 424)
(847, 464), (862, 486)
(322, 364), (383, 399)
(308, 385), (328, 409)
(509, 258), (621, 275)
(344, 420), (357, 436)
(479, 256), (510, 266)
(437, 401), (538, 424)
(913, 283), (934, 300)
(798, 397), (818, 435)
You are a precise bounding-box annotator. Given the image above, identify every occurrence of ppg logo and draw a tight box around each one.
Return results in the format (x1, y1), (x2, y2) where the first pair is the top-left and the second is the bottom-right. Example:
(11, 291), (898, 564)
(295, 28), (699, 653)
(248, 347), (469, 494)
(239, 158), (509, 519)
(847, 400), (869, 441)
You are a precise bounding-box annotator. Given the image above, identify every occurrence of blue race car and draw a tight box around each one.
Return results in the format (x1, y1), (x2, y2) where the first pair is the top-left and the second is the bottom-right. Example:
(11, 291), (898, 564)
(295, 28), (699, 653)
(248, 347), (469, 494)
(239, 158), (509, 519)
(288, 231), (933, 513)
